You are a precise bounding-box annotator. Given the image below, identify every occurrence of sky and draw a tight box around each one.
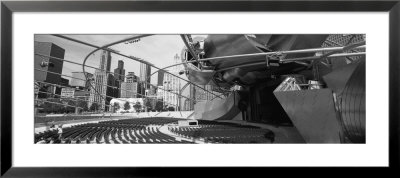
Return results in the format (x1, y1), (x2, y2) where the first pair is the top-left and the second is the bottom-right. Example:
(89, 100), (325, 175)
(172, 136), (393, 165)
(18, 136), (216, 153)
(34, 34), (207, 85)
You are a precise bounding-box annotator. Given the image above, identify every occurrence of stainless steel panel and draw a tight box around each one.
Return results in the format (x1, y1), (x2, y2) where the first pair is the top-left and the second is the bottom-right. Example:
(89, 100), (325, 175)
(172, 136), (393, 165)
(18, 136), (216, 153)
(274, 89), (341, 143)
(323, 60), (360, 95)
(339, 59), (365, 143)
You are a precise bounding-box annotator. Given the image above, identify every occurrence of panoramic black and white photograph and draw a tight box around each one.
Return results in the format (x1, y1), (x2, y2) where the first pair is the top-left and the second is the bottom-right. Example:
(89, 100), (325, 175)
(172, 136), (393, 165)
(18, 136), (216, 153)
(34, 34), (366, 144)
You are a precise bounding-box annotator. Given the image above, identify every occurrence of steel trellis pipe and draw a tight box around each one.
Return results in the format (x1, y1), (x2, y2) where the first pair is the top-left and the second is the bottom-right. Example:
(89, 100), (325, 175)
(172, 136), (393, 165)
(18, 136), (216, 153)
(51, 35), (193, 106)
(35, 80), (87, 92)
(148, 46), (366, 74)
(34, 69), (180, 108)
(80, 35), (151, 103)
(216, 52), (366, 72)
(281, 52), (366, 63)
(35, 56), (197, 105)
(146, 61), (222, 99)
(52, 34), (222, 100)
(180, 34), (201, 68)
(35, 99), (83, 109)
(198, 45), (366, 64)
(34, 53), (195, 102)
(36, 90), (114, 109)
(79, 35), (208, 105)
(37, 91), (88, 104)
(146, 45), (366, 97)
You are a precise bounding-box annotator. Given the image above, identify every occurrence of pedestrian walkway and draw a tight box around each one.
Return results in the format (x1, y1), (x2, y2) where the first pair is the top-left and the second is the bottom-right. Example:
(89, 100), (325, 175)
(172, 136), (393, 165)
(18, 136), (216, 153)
(217, 120), (306, 143)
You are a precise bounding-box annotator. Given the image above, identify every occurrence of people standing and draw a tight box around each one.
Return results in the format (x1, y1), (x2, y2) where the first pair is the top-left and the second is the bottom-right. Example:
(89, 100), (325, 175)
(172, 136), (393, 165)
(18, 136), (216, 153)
(57, 124), (63, 140)
(44, 121), (50, 132)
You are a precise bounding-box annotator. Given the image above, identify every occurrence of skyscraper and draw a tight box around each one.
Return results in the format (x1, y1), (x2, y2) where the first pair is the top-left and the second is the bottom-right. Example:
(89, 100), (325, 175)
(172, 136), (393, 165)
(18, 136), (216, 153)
(162, 70), (181, 110)
(120, 72), (140, 98)
(160, 54), (182, 110)
(70, 72), (93, 90)
(140, 62), (151, 96)
(157, 70), (165, 86)
(126, 72), (138, 83)
(34, 41), (65, 84)
(114, 60), (125, 82)
(34, 41), (65, 98)
(113, 60), (125, 98)
(173, 53), (183, 71)
(89, 50), (112, 111)
(99, 50), (112, 71)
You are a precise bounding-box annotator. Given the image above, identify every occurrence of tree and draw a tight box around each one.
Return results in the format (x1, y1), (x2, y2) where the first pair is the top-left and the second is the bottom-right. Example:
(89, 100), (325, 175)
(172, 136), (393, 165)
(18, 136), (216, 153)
(66, 99), (76, 113)
(77, 100), (88, 112)
(37, 85), (50, 98)
(144, 99), (152, 111)
(124, 101), (131, 111)
(155, 100), (164, 112)
(114, 102), (120, 111)
(41, 98), (62, 113)
(83, 102), (89, 112)
(39, 101), (53, 113)
(167, 106), (175, 111)
(133, 101), (142, 112)
(90, 103), (99, 112)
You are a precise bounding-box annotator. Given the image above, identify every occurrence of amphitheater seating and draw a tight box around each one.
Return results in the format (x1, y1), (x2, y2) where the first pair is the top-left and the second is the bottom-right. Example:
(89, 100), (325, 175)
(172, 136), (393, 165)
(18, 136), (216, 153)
(170, 120), (273, 143)
(35, 117), (273, 144)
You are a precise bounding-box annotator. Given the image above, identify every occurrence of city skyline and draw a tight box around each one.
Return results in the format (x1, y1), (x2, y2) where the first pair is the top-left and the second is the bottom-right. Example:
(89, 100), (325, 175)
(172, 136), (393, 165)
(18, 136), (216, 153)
(34, 35), (207, 86)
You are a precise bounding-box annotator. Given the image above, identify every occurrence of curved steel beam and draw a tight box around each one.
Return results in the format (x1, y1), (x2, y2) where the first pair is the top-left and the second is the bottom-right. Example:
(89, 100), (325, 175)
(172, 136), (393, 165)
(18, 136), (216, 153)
(197, 45), (366, 64)
(81, 35), (151, 103)
(180, 34), (200, 68)
(178, 82), (191, 111)
(34, 68), (179, 108)
(217, 52), (366, 72)
(52, 34), (219, 102)
(147, 61), (222, 99)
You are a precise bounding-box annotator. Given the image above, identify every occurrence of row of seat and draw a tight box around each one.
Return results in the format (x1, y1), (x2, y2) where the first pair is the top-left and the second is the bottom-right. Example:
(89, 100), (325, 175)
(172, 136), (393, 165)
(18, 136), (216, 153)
(170, 120), (274, 143)
(35, 117), (194, 144)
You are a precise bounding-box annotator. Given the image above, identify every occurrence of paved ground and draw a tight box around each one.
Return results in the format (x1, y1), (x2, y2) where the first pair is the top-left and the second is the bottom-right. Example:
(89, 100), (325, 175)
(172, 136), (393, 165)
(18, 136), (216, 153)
(217, 120), (306, 143)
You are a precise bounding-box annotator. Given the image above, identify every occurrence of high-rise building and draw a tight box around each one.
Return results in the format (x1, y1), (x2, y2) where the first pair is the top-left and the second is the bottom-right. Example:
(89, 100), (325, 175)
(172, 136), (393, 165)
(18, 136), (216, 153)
(140, 62), (151, 95)
(99, 50), (112, 71)
(126, 72), (138, 83)
(157, 70), (165, 86)
(120, 72), (140, 98)
(120, 82), (139, 98)
(113, 60), (125, 98)
(114, 60), (125, 82)
(162, 70), (181, 110)
(70, 72), (93, 90)
(34, 41), (65, 98)
(56, 77), (70, 95)
(89, 50), (112, 111)
(173, 53), (184, 71)
(157, 55), (184, 110)
(34, 41), (65, 84)
(183, 83), (196, 111)
(60, 78), (69, 86)
(106, 74), (119, 111)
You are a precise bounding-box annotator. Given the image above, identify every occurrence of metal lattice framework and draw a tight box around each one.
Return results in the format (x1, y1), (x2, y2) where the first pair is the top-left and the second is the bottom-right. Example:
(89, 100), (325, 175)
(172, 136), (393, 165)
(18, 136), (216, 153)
(34, 34), (366, 116)
(322, 34), (366, 62)
(34, 35), (226, 115)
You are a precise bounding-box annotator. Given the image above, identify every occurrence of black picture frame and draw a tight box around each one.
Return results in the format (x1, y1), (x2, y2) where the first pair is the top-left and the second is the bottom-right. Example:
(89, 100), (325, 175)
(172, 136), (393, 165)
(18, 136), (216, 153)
(1, 0), (399, 177)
